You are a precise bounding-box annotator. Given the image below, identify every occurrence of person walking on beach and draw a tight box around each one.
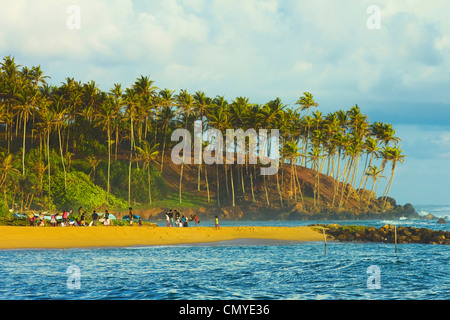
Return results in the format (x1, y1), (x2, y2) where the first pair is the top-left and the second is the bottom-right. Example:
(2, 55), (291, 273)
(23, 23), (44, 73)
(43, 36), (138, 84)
(215, 216), (219, 229)
(128, 207), (134, 225)
(165, 211), (170, 227)
(92, 210), (98, 226)
(193, 214), (200, 227)
(168, 209), (174, 227)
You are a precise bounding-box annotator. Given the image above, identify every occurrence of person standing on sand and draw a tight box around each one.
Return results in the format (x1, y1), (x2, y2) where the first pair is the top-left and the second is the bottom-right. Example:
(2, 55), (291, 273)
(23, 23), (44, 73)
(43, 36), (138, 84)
(62, 210), (68, 226)
(92, 210), (98, 226)
(51, 213), (57, 227)
(128, 207), (134, 225)
(104, 210), (110, 226)
(215, 216), (219, 229)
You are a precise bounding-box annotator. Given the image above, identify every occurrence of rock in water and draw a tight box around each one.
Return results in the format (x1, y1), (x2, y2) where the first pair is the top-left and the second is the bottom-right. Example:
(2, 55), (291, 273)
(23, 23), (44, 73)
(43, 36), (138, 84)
(437, 218), (447, 224)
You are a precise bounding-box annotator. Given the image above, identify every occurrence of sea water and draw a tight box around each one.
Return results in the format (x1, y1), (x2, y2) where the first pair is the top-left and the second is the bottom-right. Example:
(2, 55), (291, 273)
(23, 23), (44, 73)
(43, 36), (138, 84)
(0, 205), (448, 300)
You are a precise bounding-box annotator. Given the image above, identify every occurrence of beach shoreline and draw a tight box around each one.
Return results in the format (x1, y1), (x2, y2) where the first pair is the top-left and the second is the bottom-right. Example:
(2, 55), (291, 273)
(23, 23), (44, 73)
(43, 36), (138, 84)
(0, 226), (324, 250)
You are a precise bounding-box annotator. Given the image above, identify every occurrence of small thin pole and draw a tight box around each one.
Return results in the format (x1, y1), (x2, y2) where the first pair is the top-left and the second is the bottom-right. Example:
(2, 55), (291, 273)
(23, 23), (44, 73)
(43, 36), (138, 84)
(323, 228), (327, 255)
(394, 224), (397, 253)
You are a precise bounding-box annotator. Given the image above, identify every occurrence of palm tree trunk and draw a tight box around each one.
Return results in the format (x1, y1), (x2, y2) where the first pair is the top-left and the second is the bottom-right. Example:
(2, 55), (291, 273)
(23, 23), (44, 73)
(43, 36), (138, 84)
(47, 129), (51, 203)
(276, 167), (283, 207)
(128, 116), (134, 206)
(179, 162), (184, 204)
(160, 124), (168, 173)
(339, 157), (353, 208)
(58, 126), (67, 190)
(264, 174), (270, 205)
(107, 124), (111, 203)
(230, 164), (235, 207)
(250, 164), (255, 203)
(241, 165), (246, 194)
(148, 164), (152, 205)
(204, 162), (210, 203)
(22, 113), (27, 176)
(216, 161), (220, 208)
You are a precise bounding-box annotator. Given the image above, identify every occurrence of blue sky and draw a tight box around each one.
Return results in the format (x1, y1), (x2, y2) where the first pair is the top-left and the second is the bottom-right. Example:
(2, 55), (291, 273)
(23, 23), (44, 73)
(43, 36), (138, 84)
(1, 0), (449, 205)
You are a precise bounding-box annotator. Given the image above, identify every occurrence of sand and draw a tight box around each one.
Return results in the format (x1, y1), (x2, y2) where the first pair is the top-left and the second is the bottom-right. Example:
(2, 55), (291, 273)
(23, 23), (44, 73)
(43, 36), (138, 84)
(0, 225), (324, 249)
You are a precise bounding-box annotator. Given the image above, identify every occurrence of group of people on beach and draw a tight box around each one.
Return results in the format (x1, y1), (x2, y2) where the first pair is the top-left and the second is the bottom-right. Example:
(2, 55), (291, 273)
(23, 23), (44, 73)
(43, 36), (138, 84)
(165, 209), (220, 229)
(29, 207), (115, 227)
(165, 209), (200, 228)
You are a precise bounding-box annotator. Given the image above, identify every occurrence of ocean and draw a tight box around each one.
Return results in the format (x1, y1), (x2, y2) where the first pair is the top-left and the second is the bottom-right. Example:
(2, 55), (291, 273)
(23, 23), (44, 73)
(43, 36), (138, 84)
(0, 205), (448, 300)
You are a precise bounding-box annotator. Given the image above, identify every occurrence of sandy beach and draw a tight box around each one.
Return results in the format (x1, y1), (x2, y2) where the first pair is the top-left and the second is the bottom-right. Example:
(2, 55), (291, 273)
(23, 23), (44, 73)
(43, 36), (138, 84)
(0, 226), (323, 249)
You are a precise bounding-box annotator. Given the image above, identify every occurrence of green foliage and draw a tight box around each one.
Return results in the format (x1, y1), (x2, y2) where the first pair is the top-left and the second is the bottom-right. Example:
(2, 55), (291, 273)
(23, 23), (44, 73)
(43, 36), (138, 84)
(109, 160), (168, 204)
(77, 138), (108, 157)
(51, 170), (127, 211)
(0, 202), (10, 218)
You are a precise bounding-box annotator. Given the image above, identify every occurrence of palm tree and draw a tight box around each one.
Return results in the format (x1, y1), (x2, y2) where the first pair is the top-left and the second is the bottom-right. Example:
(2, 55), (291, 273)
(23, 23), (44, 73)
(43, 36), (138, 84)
(49, 91), (68, 190)
(382, 146), (406, 206)
(175, 89), (195, 204)
(124, 87), (139, 206)
(14, 84), (39, 176)
(135, 140), (159, 205)
(282, 140), (304, 206)
(96, 95), (119, 202)
(87, 156), (101, 181)
(295, 92), (319, 117)
(365, 165), (384, 201)
(157, 89), (175, 173)
(206, 98), (228, 208)
(0, 152), (20, 208)
(194, 91), (211, 191)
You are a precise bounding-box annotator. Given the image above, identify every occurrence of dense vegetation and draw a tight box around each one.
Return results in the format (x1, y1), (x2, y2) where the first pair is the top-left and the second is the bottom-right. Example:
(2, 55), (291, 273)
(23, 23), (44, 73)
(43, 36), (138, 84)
(0, 55), (406, 216)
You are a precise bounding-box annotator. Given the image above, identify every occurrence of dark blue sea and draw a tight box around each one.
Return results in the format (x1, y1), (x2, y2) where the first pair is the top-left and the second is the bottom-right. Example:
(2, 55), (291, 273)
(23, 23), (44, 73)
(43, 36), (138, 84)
(0, 205), (448, 300)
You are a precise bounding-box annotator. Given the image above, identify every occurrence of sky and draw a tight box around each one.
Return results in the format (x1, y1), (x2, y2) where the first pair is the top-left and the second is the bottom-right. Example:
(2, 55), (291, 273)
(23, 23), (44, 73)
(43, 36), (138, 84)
(1, 0), (449, 205)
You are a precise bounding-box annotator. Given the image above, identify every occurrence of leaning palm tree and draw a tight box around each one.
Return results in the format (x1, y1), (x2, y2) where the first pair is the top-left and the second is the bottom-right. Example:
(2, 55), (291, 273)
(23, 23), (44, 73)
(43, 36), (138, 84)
(135, 140), (160, 205)
(382, 146), (406, 206)
(364, 165), (384, 201)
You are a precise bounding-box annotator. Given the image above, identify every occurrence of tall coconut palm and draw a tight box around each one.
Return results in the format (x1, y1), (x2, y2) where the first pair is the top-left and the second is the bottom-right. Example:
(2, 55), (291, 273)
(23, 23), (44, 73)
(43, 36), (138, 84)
(96, 95), (119, 202)
(194, 91), (211, 191)
(124, 87), (139, 206)
(14, 84), (39, 176)
(206, 99), (228, 208)
(157, 89), (176, 173)
(382, 146), (406, 206)
(135, 140), (159, 205)
(175, 89), (195, 204)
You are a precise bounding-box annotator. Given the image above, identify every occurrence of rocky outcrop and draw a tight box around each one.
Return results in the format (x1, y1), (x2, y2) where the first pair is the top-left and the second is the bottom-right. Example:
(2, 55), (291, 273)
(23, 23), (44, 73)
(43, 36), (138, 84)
(311, 224), (450, 245)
